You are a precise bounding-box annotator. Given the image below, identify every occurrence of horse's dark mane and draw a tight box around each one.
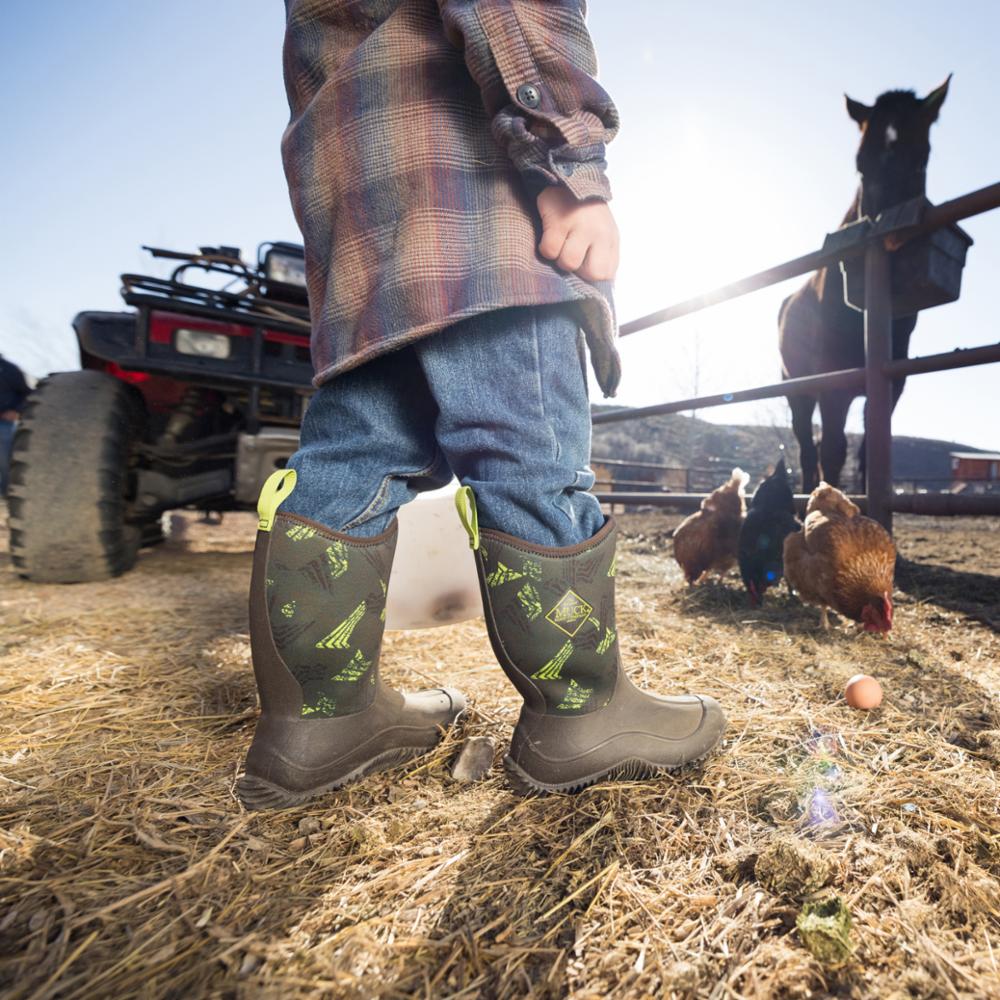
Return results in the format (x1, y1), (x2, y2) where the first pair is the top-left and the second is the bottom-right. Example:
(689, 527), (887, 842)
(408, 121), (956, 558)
(872, 89), (919, 109)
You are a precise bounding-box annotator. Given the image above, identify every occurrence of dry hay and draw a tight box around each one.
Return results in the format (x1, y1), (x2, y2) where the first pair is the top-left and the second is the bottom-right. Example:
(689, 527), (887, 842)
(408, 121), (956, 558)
(0, 508), (999, 999)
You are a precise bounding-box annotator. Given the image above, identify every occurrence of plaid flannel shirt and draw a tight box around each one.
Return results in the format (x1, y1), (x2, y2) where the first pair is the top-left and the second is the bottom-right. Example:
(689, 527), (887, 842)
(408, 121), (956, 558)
(281, 0), (622, 396)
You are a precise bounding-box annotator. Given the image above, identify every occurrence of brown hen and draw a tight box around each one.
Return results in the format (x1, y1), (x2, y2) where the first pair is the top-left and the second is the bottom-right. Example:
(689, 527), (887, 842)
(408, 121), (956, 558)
(672, 469), (748, 585)
(783, 483), (896, 631)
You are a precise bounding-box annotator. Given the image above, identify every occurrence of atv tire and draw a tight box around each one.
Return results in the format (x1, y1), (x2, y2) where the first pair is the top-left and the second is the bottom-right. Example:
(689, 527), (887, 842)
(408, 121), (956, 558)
(8, 370), (146, 583)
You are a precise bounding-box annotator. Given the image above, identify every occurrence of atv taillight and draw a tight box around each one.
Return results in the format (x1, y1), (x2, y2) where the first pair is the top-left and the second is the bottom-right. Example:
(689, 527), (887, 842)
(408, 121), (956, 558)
(107, 362), (151, 384)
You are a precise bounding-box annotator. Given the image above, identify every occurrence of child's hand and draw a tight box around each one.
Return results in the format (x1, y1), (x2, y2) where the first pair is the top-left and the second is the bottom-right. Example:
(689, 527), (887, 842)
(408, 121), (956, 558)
(536, 185), (620, 282)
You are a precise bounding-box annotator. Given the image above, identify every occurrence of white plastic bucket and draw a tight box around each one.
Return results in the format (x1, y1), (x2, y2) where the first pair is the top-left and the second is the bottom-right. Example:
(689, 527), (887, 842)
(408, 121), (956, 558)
(384, 485), (483, 630)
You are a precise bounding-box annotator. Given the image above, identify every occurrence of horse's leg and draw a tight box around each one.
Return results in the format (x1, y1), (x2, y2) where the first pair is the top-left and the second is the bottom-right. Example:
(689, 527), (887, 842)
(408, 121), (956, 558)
(788, 394), (819, 492)
(818, 391), (853, 489)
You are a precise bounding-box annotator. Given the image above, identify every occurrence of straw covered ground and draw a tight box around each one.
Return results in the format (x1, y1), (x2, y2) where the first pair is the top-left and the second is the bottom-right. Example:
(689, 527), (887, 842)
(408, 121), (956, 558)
(1, 508), (998, 999)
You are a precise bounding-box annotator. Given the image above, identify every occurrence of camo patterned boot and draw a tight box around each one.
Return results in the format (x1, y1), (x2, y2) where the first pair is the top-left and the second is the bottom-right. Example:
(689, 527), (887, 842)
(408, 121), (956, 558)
(456, 487), (726, 795)
(237, 470), (465, 809)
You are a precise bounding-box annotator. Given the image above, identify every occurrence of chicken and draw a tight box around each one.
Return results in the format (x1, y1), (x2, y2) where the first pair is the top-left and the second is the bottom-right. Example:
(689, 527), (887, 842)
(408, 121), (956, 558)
(672, 468), (748, 584)
(783, 482), (896, 632)
(738, 458), (801, 605)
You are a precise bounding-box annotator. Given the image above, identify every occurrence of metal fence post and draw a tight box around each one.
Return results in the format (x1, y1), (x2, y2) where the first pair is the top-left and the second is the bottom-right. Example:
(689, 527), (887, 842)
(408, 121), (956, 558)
(863, 243), (894, 531)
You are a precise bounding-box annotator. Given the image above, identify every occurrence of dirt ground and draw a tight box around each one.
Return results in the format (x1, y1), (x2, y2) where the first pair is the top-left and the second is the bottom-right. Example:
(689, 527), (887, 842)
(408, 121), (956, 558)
(0, 509), (998, 999)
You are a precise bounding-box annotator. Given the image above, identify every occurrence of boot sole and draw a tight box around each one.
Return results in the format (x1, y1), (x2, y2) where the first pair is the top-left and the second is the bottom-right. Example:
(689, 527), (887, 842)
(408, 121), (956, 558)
(237, 745), (426, 811)
(502, 746), (717, 797)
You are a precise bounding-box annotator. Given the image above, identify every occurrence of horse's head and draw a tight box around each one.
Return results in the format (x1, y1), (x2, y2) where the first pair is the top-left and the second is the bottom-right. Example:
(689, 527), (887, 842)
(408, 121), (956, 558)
(845, 76), (951, 218)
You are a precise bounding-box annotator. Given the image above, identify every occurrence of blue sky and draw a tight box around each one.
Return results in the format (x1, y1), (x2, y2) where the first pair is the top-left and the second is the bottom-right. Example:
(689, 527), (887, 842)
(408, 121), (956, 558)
(1, 1), (997, 449)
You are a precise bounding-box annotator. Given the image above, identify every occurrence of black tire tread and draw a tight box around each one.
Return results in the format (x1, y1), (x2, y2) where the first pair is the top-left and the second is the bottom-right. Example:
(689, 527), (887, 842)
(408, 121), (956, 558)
(7, 371), (143, 583)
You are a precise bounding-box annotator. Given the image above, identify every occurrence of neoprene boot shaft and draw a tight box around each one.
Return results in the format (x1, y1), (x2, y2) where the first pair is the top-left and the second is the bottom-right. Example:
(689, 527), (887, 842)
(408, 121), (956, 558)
(264, 512), (392, 718)
(477, 517), (620, 715)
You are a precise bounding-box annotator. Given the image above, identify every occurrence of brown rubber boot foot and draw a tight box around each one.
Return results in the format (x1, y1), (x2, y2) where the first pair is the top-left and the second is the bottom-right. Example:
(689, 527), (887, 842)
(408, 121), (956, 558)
(503, 691), (727, 797)
(237, 745), (428, 810)
(502, 755), (690, 797)
(236, 686), (466, 810)
(502, 745), (721, 798)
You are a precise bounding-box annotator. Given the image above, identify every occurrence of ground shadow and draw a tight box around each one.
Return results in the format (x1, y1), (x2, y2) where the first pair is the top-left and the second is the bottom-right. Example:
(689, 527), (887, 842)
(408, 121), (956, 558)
(669, 576), (821, 634)
(896, 557), (1000, 632)
(664, 556), (1000, 636)
(382, 773), (720, 998)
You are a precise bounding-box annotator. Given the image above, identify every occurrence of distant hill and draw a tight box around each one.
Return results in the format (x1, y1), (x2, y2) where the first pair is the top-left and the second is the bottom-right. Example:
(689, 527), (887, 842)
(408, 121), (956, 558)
(590, 407), (990, 491)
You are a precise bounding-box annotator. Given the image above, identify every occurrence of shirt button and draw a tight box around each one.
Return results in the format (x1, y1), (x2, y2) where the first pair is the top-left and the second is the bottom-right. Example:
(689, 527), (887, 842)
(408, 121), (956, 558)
(516, 83), (541, 109)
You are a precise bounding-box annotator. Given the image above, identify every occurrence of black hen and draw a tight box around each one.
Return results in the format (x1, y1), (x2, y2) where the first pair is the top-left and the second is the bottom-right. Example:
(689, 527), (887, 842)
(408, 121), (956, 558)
(738, 458), (801, 606)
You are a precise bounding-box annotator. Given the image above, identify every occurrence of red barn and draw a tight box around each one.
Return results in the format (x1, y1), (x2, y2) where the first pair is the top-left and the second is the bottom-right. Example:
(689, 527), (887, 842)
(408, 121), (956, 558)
(951, 451), (1000, 488)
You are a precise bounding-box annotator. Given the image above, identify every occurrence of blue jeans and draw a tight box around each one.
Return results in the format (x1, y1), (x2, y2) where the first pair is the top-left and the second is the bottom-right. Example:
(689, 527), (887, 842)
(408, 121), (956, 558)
(284, 304), (604, 547)
(0, 419), (15, 497)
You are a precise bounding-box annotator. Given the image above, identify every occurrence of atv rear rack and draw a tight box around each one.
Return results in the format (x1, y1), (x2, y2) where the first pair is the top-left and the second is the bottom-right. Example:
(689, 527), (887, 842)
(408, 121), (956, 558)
(120, 273), (311, 332)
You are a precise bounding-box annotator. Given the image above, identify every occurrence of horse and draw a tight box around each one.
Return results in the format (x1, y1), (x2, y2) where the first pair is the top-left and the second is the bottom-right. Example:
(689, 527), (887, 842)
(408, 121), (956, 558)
(778, 76), (951, 492)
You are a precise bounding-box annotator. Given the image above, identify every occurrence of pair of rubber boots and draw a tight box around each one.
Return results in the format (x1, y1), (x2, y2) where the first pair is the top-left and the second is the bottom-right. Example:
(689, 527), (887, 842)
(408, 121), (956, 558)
(237, 471), (726, 809)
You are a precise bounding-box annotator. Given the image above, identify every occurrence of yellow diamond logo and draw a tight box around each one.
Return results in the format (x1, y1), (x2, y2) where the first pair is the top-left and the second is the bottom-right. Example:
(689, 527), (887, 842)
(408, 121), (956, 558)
(545, 589), (593, 637)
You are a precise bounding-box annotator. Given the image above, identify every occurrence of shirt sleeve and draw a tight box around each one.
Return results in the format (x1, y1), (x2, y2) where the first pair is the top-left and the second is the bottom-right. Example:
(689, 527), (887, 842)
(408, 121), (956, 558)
(436, 0), (619, 201)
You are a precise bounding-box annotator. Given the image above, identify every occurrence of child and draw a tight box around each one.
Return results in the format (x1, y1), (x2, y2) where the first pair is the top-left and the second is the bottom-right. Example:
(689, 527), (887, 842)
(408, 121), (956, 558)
(237, 0), (725, 809)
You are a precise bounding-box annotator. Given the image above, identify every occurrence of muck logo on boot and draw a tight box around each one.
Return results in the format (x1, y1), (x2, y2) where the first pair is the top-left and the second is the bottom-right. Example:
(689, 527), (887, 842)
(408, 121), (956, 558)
(545, 589), (593, 637)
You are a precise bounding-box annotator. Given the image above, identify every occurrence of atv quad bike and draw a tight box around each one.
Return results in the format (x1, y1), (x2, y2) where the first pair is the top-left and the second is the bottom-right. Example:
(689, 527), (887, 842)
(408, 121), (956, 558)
(8, 242), (314, 582)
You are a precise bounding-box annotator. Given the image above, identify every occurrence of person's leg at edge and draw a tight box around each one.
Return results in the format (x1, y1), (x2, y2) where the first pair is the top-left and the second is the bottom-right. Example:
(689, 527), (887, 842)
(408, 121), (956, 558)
(237, 347), (465, 810)
(416, 303), (727, 795)
(0, 418), (15, 497)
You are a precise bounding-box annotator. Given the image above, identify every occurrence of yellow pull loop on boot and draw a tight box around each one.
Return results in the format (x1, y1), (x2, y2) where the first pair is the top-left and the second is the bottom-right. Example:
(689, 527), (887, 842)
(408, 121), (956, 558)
(257, 469), (297, 532)
(454, 485), (480, 550)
